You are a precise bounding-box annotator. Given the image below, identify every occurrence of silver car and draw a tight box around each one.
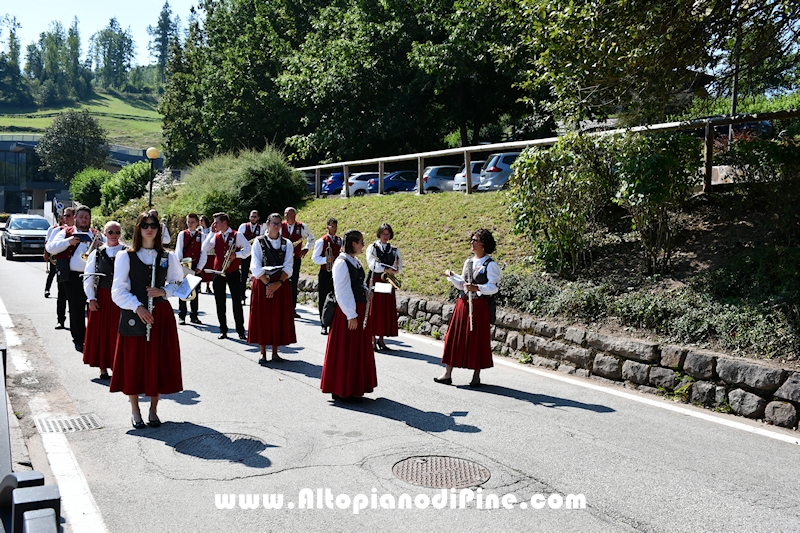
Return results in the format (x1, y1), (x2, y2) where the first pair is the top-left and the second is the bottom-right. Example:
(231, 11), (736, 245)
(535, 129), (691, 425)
(0, 214), (50, 260)
(477, 152), (521, 191)
(452, 160), (486, 192)
(416, 166), (460, 192)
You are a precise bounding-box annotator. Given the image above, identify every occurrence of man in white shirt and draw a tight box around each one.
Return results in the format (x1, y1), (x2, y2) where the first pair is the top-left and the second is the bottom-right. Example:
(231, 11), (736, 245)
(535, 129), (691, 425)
(201, 212), (251, 340)
(237, 210), (266, 306)
(281, 206), (314, 317)
(176, 213), (206, 325)
(44, 214), (65, 298)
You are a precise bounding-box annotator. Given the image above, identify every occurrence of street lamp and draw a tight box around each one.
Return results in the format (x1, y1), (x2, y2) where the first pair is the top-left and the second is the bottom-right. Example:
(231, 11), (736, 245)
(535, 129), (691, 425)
(146, 147), (159, 208)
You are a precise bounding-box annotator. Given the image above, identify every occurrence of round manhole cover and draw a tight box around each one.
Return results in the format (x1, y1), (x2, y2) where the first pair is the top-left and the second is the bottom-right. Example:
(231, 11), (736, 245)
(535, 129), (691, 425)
(174, 433), (267, 461)
(392, 456), (491, 489)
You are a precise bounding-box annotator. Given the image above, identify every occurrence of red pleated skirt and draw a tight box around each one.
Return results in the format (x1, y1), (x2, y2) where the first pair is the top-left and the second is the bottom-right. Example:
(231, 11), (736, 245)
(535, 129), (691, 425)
(83, 287), (121, 370)
(441, 297), (494, 370)
(110, 300), (183, 396)
(321, 302), (377, 397)
(247, 278), (297, 346)
(369, 274), (398, 337)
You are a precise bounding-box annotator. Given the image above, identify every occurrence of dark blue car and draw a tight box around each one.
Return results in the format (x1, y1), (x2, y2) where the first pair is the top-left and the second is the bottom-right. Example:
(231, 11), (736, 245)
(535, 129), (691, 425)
(367, 170), (418, 194)
(321, 172), (344, 196)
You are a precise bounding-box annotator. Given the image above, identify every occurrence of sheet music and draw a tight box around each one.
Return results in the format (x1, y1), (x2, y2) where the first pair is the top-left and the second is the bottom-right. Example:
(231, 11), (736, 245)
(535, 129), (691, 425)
(374, 282), (393, 294)
(173, 275), (202, 299)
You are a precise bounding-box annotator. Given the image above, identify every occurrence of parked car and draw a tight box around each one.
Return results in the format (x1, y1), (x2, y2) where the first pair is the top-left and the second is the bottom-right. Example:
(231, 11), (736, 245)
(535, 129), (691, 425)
(416, 165), (460, 192)
(0, 214), (50, 260)
(304, 172), (319, 194)
(452, 160), (486, 192)
(340, 172), (380, 197)
(477, 152), (521, 191)
(367, 170), (418, 194)
(321, 172), (345, 196)
(715, 120), (774, 138)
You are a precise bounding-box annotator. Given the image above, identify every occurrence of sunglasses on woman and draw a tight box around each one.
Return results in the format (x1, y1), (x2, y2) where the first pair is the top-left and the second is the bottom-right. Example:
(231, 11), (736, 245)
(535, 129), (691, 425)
(106, 230), (122, 235)
(139, 222), (160, 230)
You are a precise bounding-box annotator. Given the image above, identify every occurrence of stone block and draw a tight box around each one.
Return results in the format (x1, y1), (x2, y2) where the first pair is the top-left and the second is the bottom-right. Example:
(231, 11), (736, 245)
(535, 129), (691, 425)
(500, 346), (510, 356)
(622, 360), (650, 385)
(592, 353), (622, 380)
(575, 369), (590, 377)
(660, 345), (686, 369)
(764, 401), (798, 429)
(562, 346), (593, 368)
(499, 312), (521, 329)
(565, 327), (587, 346)
(684, 350), (717, 380)
(427, 301), (443, 314)
(728, 388), (767, 419)
(638, 385), (660, 395)
(418, 300), (428, 313)
(523, 334), (539, 353)
(408, 298), (420, 318)
(506, 331), (521, 351)
(442, 304), (455, 323)
(773, 372), (800, 403)
(398, 316), (410, 329)
(557, 364), (576, 374)
(494, 328), (508, 343)
(417, 322), (432, 335)
(430, 315), (443, 327)
(715, 386), (727, 408)
(491, 340), (501, 352)
(586, 331), (659, 363)
(520, 318), (534, 331)
(531, 355), (558, 370)
(439, 325), (448, 337)
(396, 295), (409, 315)
(533, 321), (562, 338)
(716, 358), (785, 392)
(649, 367), (678, 389)
(689, 381), (716, 406)
(416, 311), (427, 320)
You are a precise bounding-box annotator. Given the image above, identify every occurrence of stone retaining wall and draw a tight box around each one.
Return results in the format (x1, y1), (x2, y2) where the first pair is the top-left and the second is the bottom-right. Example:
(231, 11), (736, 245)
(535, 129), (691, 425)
(298, 277), (800, 431)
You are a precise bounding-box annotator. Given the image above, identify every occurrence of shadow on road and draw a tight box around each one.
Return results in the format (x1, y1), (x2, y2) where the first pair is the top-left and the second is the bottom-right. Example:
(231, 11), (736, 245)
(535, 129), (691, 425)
(129, 421), (275, 468)
(162, 389), (201, 405)
(332, 397), (480, 433)
(459, 384), (615, 413)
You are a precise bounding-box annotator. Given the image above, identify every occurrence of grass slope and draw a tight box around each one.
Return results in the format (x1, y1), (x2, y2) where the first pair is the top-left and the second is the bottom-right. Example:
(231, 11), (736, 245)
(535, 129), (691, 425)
(0, 91), (162, 148)
(296, 192), (525, 297)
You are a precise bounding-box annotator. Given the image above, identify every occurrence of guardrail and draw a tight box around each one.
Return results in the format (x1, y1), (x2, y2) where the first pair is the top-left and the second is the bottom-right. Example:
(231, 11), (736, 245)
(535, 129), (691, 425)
(296, 109), (800, 197)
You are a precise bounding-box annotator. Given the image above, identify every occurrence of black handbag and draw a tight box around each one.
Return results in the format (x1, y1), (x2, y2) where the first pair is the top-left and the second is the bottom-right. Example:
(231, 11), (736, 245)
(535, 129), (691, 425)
(320, 291), (338, 327)
(55, 258), (71, 283)
(119, 309), (147, 337)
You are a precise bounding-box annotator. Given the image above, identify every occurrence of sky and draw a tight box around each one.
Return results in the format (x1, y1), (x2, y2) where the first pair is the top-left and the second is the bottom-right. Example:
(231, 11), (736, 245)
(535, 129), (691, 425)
(2, 0), (201, 67)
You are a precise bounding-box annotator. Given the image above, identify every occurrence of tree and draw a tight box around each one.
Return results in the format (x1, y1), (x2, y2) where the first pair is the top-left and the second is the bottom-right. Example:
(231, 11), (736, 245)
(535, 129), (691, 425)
(69, 167), (112, 208)
(36, 109), (109, 185)
(99, 162), (151, 215)
(91, 18), (135, 89)
(0, 16), (31, 106)
(147, 1), (178, 83)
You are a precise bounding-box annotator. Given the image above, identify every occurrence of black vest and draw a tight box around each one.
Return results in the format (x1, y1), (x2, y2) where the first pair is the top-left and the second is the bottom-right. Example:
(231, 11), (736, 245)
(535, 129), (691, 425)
(259, 237), (287, 281)
(128, 250), (168, 306)
(460, 257), (494, 301)
(374, 241), (397, 267)
(96, 247), (125, 289)
(344, 257), (367, 303)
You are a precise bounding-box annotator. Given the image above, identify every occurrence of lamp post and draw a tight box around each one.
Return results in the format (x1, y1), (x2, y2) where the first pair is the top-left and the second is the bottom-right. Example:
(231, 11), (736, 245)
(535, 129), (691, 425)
(146, 147), (159, 209)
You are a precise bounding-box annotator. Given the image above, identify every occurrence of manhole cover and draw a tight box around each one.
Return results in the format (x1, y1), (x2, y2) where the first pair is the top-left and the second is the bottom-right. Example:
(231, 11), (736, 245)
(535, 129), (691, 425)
(174, 433), (267, 461)
(34, 414), (102, 433)
(392, 456), (491, 489)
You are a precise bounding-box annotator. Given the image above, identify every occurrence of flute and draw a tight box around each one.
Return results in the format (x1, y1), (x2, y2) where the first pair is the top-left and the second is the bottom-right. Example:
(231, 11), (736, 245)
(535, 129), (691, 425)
(146, 257), (157, 341)
(363, 270), (374, 330)
(466, 263), (474, 332)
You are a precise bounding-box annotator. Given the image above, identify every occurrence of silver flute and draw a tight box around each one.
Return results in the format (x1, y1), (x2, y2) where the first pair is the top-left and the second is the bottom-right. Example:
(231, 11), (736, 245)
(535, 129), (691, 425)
(363, 270), (374, 330)
(466, 263), (474, 332)
(146, 257), (157, 341)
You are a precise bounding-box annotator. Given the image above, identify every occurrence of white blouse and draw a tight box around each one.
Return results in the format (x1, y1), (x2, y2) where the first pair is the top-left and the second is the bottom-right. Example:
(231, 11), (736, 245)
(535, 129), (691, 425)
(83, 244), (125, 301)
(250, 236), (294, 278)
(332, 253), (367, 320)
(446, 255), (501, 296)
(111, 249), (183, 311)
(366, 241), (403, 274)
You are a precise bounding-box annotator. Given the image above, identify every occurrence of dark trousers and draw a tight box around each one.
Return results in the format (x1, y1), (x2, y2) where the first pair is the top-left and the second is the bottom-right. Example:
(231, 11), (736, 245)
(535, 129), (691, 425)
(213, 270), (244, 334)
(290, 257), (302, 309)
(240, 257), (251, 302)
(178, 294), (199, 320)
(56, 280), (67, 325)
(318, 269), (333, 320)
(45, 264), (56, 293)
(66, 271), (87, 345)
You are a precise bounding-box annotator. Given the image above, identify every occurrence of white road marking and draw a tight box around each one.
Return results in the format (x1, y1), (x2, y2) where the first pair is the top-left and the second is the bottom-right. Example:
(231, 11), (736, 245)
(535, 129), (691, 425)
(0, 297), (109, 531)
(398, 330), (800, 446)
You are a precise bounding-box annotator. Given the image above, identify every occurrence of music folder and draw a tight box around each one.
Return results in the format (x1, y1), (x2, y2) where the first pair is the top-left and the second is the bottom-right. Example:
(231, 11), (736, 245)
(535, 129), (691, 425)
(174, 275), (202, 299)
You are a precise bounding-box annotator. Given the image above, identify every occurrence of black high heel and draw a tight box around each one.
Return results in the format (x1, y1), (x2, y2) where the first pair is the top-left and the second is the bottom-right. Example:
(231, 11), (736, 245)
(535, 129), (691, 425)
(131, 417), (146, 429)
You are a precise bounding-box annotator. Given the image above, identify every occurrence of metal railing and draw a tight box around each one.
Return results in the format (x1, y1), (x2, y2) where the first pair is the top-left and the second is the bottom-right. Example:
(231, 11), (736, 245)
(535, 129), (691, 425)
(296, 109), (800, 197)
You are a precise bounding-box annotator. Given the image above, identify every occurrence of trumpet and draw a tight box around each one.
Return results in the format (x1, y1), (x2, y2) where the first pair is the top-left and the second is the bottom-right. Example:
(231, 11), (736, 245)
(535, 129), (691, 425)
(380, 271), (402, 290)
(179, 258), (197, 301)
(204, 239), (240, 277)
(325, 240), (334, 272)
(80, 229), (102, 261)
(292, 237), (304, 248)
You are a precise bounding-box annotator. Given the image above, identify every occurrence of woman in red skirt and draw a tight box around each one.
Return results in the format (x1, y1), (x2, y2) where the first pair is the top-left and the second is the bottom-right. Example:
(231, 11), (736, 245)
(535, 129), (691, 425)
(83, 221), (125, 380)
(111, 212), (184, 429)
(248, 213), (295, 364)
(320, 230), (377, 402)
(366, 223), (402, 351)
(435, 228), (501, 387)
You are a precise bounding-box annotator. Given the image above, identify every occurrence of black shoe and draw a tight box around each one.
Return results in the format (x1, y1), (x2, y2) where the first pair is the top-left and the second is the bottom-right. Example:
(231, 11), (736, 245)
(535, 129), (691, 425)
(99, 373), (110, 380)
(190, 316), (202, 324)
(55, 323), (65, 330)
(206, 287), (213, 294)
(218, 333), (228, 340)
(238, 332), (247, 340)
(75, 343), (83, 353)
(147, 416), (162, 428)
(294, 312), (300, 319)
(132, 417), (146, 429)
(469, 379), (482, 388)
(433, 377), (452, 385)
(44, 291), (50, 298)
(258, 358), (268, 366)
(179, 318), (186, 325)
(321, 327), (328, 335)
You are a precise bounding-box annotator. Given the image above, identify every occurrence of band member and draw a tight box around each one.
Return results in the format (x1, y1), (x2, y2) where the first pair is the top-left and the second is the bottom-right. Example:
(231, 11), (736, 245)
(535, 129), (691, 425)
(47, 210), (73, 328)
(200, 212), (251, 340)
(435, 229), (501, 387)
(311, 218), (341, 335)
(110, 212), (183, 429)
(320, 230), (377, 403)
(175, 213), (206, 325)
(46, 205), (103, 352)
(83, 221), (126, 380)
(281, 206), (314, 317)
(366, 223), (402, 351)
(147, 209), (172, 245)
(248, 213), (295, 364)
(237, 210), (266, 306)
(44, 214), (64, 298)
(199, 215), (214, 293)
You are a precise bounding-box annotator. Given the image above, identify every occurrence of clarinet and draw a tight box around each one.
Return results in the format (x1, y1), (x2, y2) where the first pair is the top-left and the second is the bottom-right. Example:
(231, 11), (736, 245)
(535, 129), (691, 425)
(146, 255), (157, 342)
(466, 262), (474, 332)
(363, 269), (374, 330)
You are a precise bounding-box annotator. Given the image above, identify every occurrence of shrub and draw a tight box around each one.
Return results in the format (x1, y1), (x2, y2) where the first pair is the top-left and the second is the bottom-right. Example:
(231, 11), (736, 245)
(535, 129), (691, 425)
(100, 162), (152, 216)
(70, 168), (112, 209)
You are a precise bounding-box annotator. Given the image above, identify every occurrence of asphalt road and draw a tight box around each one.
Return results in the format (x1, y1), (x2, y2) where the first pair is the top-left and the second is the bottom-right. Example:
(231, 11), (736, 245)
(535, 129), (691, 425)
(1, 254), (799, 532)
